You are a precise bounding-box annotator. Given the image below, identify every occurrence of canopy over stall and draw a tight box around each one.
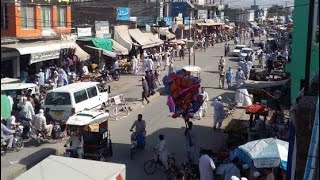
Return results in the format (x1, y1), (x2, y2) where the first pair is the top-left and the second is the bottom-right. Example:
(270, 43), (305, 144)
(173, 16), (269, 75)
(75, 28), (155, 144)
(128, 29), (160, 49)
(111, 39), (129, 55)
(1, 40), (90, 64)
(114, 25), (133, 51)
(158, 27), (176, 39)
(143, 33), (164, 46)
(15, 155), (126, 180)
(196, 19), (224, 26)
(237, 79), (289, 89)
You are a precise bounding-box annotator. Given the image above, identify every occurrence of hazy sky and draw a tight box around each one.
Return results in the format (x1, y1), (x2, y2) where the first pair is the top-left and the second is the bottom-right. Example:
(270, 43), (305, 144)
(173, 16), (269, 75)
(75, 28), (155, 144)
(223, 0), (295, 8)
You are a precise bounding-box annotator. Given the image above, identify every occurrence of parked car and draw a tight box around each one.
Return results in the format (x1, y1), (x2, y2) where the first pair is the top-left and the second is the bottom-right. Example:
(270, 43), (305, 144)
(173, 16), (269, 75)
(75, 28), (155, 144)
(240, 48), (254, 58)
(43, 82), (110, 123)
(229, 45), (246, 57)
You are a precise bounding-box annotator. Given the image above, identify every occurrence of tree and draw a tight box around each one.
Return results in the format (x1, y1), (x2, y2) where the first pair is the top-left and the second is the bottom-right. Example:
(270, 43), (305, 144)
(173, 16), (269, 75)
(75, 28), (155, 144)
(267, 5), (286, 18)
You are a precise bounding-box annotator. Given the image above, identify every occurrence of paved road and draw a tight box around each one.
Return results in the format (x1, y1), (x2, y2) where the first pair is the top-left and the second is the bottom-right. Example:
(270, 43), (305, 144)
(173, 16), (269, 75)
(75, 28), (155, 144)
(1, 40), (254, 180)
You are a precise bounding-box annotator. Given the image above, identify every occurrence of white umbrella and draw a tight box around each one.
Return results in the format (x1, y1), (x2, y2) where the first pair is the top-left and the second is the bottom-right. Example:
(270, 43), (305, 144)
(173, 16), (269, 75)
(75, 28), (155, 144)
(234, 138), (289, 169)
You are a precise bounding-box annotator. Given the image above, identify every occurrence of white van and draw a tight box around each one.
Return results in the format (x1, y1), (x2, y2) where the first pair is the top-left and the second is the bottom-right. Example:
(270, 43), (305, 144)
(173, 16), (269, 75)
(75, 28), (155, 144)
(43, 82), (109, 122)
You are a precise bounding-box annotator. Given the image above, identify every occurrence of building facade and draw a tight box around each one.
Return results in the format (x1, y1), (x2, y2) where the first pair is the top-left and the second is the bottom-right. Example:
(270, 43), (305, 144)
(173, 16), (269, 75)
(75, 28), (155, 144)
(1, 2), (71, 38)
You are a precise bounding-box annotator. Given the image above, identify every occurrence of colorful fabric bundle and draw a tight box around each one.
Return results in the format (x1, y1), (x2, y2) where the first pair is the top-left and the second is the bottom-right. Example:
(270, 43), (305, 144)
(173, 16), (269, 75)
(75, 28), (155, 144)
(163, 70), (202, 120)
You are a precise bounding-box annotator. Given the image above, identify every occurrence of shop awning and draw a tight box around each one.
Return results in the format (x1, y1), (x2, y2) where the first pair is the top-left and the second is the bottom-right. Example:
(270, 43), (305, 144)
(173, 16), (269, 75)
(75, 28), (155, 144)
(85, 45), (117, 58)
(114, 25), (133, 51)
(158, 28), (176, 39)
(237, 79), (290, 89)
(225, 25), (234, 29)
(1, 77), (20, 84)
(128, 29), (160, 49)
(111, 39), (129, 55)
(143, 33), (163, 46)
(1, 40), (90, 64)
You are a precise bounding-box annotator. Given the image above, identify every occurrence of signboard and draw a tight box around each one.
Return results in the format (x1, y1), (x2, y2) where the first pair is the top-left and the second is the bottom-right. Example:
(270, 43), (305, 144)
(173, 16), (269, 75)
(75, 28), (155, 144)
(29, 50), (60, 65)
(163, 17), (173, 26)
(116, 7), (130, 21)
(137, 16), (155, 27)
(95, 21), (110, 38)
(77, 27), (92, 37)
(197, 10), (208, 19)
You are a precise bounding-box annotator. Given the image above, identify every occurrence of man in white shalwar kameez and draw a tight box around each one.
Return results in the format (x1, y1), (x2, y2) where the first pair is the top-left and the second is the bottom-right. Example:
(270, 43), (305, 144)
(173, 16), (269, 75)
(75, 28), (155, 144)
(199, 150), (216, 180)
(198, 87), (209, 119)
(212, 96), (224, 130)
(235, 68), (252, 107)
(156, 134), (169, 170)
(131, 56), (138, 74)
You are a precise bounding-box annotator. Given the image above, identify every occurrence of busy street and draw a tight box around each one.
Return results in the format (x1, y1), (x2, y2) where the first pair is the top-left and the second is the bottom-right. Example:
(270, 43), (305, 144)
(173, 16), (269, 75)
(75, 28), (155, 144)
(1, 0), (319, 180)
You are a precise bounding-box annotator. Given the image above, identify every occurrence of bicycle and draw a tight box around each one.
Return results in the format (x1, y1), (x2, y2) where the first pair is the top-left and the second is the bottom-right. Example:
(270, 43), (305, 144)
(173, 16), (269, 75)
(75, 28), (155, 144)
(144, 148), (176, 175)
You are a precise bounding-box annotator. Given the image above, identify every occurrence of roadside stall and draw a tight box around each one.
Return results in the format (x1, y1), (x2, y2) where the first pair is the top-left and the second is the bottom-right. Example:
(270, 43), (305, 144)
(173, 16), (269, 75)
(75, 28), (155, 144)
(15, 155), (126, 180)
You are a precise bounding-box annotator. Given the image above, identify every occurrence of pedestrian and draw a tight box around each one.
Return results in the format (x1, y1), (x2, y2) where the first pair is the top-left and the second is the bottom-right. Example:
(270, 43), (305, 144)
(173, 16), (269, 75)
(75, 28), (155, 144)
(164, 50), (170, 70)
(219, 67), (226, 89)
(199, 149), (216, 180)
(147, 54), (154, 71)
(226, 67), (233, 89)
(184, 121), (196, 163)
(226, 44), (230, 57)
(143, 54), (149, 72)
(149, 70), (156, 95)
(38, 69), (45, 86)
(141, 77), (150, 105)
(168, 61), (174, 75)
(198, 87), (209, 119)
(179, 46), (185, 61)
(19, 96), (35, 121)
(246, 60), (253, 79)
(224, 43), (228, 56)
(131, 56), (138, 74)
(156, 52), (163, 67)
(212, 96), (224, 130)
(154, 65), (162, 85)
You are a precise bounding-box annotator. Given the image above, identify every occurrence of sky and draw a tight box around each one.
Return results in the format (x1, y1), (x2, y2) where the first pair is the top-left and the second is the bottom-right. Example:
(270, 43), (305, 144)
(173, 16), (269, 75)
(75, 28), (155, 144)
(223, 0), (295, 8)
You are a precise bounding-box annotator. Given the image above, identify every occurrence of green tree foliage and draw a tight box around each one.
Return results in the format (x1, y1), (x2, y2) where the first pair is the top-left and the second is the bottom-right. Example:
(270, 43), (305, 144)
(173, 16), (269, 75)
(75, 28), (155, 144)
(267, 5), (286, 17)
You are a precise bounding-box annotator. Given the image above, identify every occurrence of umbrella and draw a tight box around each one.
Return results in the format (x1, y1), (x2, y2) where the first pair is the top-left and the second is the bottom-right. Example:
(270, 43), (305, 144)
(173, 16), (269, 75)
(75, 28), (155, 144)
(234, 138), (289, 170)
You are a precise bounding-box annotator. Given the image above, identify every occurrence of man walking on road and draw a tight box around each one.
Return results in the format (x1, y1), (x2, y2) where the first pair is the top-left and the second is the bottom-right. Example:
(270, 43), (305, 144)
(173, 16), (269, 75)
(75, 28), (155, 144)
(198, 87), (209, 119)
(212, 96), (224, 130)
(141, 77), (150, 105)
(226, 67), (233, 89)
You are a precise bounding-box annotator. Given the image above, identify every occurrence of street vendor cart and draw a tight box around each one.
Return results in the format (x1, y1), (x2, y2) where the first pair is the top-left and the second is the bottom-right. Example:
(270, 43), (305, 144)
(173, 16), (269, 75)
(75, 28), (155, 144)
(65, 111), (112, 161)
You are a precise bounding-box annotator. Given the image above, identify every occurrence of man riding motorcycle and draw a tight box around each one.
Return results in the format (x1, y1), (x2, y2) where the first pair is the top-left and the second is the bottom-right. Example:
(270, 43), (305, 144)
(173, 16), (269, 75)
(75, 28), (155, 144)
(130, 114), (146, 147)
(31, 109), (53, 138)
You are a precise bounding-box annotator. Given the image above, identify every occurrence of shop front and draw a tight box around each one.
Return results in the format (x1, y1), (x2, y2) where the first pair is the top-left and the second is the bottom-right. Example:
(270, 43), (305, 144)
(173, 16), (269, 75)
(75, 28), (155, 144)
(1, 40), (90, 80)
(1, 48), (20, 78)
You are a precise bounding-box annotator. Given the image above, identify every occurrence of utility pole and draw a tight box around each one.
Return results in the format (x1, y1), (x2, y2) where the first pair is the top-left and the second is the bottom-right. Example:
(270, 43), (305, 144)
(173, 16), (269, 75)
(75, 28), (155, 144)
(188, 8), (192, 65)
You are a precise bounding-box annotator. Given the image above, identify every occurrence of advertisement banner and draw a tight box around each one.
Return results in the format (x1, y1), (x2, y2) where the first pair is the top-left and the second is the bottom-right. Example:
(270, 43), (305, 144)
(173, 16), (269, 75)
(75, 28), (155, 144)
(77, 27), (92, 37)
(95, 21), (110, 38)
(116, 7), (131, 21)
(198, 10), (208, 19)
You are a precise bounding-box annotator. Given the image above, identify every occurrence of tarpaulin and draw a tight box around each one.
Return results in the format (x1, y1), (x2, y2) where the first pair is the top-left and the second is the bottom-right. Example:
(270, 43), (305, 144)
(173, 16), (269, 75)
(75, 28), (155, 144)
(92, 38), (113, 51)
(1, 95), (11, 120)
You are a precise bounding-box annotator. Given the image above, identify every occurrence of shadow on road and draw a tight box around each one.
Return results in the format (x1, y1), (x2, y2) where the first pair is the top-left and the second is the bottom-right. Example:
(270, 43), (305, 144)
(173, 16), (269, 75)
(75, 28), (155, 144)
(19, 148), (57, 169)
(228, 58), (240, 62)
(204, 70), (220, 74)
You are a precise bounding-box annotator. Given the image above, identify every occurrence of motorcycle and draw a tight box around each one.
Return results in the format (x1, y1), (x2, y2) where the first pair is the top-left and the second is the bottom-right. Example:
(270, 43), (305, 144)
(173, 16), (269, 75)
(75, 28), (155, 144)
(1, 128), (24, 155)
(224, 98), (237, 119)
(99, 69), (120, 82)
(130, 131), (145, 160)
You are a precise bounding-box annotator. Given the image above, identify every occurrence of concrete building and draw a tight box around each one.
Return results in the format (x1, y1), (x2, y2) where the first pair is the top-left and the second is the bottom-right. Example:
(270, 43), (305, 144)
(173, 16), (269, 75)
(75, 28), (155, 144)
(285, 0), (319, 179)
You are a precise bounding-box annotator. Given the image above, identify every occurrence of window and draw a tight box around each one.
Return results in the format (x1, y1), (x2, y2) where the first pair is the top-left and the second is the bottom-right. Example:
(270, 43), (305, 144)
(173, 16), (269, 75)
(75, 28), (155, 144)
(1, 4), (8, 29)
(74, 89), (88, 103)
(57, 7), (66, 27)
(41, 6), (51, 28)
(21, 6), (35, 29)
(44, 92), (71, 105)
(87, 86), (98, 98)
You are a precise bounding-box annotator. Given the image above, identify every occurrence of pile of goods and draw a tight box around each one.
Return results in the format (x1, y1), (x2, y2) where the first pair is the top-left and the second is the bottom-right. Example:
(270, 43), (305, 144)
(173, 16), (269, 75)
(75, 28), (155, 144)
(82, 71), (101, 78)
(163, 70), (203, 121)
(118, 60), (131, 69)
(245, 104), (269, 116)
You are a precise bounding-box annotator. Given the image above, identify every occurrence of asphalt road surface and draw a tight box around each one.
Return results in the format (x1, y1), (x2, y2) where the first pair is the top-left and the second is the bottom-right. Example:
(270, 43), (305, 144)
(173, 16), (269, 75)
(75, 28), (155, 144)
(1, 39), (256, 180)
